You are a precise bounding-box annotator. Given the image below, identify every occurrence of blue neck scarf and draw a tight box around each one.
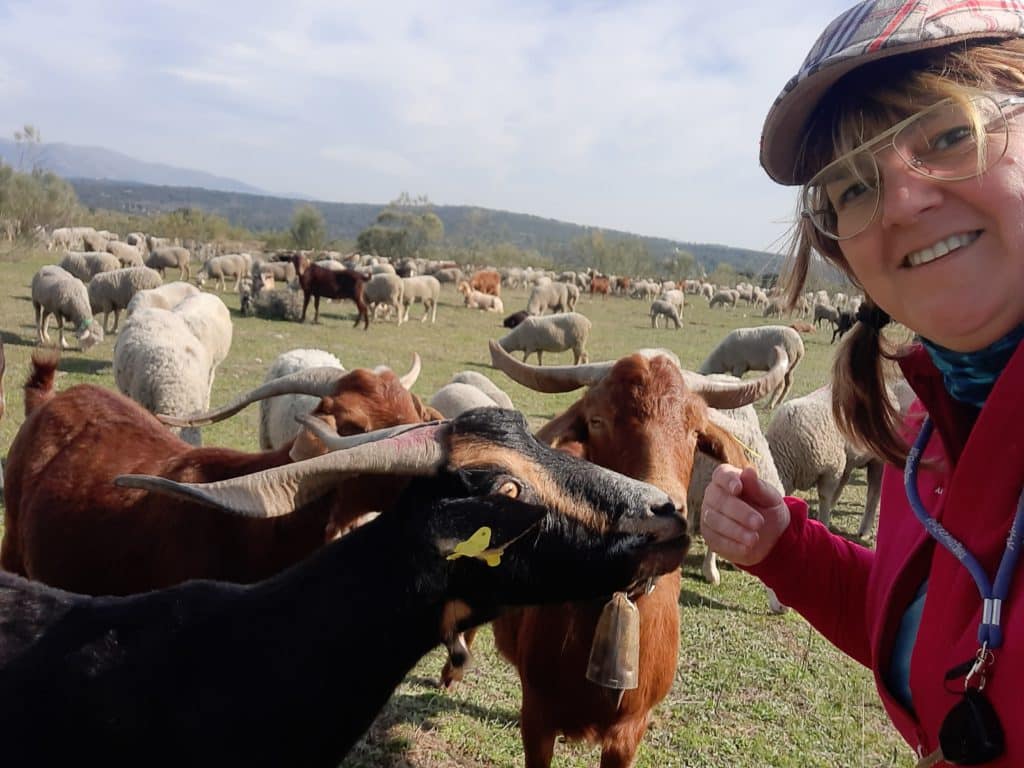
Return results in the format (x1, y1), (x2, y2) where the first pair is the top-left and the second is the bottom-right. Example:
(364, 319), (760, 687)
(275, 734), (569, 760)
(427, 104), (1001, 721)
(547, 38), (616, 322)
(921, 324), (1024, 408)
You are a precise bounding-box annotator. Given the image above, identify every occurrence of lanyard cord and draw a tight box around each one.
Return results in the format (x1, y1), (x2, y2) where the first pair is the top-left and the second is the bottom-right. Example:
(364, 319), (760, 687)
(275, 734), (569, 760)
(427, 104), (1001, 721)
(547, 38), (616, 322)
(905, 417), (1024, 649)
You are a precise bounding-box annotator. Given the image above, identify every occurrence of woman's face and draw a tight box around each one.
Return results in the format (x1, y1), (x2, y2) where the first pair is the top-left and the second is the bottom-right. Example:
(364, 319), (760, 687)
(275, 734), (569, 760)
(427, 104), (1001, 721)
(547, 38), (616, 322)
(836, 121), (1024, 352)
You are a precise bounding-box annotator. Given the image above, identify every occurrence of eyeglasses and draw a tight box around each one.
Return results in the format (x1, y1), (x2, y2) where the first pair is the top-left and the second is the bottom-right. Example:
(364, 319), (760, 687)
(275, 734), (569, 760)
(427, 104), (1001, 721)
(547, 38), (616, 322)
(801, 94), (1024, 241)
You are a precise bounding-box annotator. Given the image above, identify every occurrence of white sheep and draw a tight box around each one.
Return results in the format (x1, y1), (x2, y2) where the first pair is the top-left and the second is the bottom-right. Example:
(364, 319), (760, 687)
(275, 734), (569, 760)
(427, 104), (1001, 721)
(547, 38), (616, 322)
(58, 251), (121, 283)
(196, 254), (250, 292)
(145, 246), (191, 281)
(497, 312), (592, 365)
(126, 281), (201, 316)
(400, 275), (441, 323)
(650, 299), (681, 329)
(31, 265), (105, 351)
(105, 241), (145, 268)
(698, 325), (805, 409)
(708, 289), (738, 309)
(428, 370), (516, 418)
(364, 273), (405, 324)
(458, 282), (504, 312)
(260, 348), (346, 449)
(87, 267), (164, 333)
(765, 379), (914, 537)
(525, 282), (571, 315)
(113, 292), (232, 445)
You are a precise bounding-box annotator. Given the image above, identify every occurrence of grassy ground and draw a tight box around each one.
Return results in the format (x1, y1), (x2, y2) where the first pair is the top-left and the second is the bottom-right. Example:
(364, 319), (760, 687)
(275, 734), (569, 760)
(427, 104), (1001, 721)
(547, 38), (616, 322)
(0, 244), (913, 767)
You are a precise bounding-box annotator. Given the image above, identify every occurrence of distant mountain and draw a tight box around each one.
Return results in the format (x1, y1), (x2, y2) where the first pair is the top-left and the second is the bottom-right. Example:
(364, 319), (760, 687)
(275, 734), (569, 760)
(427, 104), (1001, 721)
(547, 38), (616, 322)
(69, 178), (792, 278)
(0, 139), (264, 195)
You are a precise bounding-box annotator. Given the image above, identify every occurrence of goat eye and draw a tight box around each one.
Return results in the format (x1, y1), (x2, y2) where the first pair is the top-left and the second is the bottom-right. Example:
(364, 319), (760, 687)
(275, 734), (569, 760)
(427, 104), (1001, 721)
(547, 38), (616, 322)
(496, 480), (520, 498)
(587, 417), (604, 430)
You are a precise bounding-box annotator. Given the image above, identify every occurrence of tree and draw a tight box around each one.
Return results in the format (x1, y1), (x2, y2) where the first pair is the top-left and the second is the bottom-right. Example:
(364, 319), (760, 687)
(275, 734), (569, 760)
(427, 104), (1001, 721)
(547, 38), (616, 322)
(13, 124), (44, 172)
(356, 195), (444, 260)
(290, 205), (326, 250)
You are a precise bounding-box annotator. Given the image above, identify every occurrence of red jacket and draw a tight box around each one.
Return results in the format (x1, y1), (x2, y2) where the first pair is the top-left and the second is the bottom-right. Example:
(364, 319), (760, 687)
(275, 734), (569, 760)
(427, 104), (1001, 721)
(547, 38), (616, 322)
(747, 342), (1024, 764)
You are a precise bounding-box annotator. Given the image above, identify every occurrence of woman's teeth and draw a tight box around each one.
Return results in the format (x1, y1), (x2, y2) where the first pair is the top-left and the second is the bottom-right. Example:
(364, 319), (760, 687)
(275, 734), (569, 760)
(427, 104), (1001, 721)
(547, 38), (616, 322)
(905, 231), (979, 267)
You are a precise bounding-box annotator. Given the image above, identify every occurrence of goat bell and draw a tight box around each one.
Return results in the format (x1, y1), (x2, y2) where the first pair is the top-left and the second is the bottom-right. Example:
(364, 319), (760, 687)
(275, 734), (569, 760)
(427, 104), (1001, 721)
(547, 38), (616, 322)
(586, 591), (640, 696)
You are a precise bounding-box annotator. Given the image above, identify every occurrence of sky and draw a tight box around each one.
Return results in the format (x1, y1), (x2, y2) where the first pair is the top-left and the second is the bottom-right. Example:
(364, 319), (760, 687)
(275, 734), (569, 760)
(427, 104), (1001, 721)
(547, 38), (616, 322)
(0, 1), (854, 253)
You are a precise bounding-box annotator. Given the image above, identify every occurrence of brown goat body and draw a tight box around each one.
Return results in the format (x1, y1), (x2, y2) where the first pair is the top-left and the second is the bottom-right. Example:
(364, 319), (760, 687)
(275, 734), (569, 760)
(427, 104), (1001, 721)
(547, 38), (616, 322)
(589, 275), (611, 297)
(469, 268), (501, 297)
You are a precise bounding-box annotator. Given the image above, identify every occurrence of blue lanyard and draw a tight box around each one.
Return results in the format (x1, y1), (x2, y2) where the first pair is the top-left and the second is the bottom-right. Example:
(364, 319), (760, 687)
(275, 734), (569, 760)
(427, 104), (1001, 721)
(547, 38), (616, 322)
(905, 417), (1024, 649)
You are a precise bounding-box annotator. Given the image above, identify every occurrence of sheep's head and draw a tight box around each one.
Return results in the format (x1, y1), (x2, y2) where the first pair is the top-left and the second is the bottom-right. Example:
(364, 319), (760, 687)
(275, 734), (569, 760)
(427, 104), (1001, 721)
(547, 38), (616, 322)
(77, 318), (104, 351)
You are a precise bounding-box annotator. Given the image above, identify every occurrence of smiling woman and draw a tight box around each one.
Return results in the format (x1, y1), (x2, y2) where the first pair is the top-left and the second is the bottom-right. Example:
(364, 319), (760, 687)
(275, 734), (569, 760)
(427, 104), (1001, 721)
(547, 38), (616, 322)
(697, 1), (1024, 766)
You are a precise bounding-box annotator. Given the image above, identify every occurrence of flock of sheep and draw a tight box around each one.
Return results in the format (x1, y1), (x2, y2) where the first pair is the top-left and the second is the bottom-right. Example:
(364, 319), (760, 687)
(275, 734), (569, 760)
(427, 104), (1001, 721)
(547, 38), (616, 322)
(3, 224), (909, 763)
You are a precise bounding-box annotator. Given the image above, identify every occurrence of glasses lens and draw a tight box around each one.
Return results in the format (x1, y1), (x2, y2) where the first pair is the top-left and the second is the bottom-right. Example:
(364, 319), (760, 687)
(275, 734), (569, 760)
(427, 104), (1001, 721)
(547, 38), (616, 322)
(803, 150), (879, 239)
(893, 96), (1008, 180)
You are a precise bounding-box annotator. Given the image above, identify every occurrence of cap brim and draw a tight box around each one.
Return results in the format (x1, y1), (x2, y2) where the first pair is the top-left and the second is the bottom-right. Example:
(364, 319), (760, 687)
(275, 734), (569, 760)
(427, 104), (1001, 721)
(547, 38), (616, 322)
(760, 32), (1013, 186)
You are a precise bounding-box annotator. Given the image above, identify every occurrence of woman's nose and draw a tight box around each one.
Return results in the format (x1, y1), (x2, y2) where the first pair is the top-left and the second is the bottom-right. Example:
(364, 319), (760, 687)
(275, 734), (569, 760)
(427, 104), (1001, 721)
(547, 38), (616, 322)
(875, 148), (944, 228)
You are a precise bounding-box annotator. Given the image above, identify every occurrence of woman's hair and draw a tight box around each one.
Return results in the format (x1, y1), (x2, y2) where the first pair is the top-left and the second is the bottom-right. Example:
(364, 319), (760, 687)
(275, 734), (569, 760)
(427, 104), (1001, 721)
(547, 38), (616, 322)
(780, 39), (1024, 464)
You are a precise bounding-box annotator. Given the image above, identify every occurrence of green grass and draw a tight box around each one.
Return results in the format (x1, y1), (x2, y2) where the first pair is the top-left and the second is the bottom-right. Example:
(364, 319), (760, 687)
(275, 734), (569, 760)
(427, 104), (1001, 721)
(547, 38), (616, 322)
(0, 244), (913, 767)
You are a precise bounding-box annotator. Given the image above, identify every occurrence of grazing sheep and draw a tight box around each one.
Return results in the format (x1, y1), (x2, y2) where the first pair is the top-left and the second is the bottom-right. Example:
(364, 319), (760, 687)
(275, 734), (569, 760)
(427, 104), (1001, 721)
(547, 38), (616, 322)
(813, 302), (839, 329)
(251, 258), (296, 287)
(30, 266), (104, 351)
(145, 246), (191, 281)
(113, 293), (232, 445)
(526, 281), (571, 315)
(0, 408), (684, 767)
(196, 253), (249, 292)
(650, 298), (681, 329)
(364, 272), (405, 324)
(399, 275), (441, 323)
(708, 289), (738, 309)
(106, 240), (145, 268)
(497, 312), (592, 365)
(698, 325), (805, 408)
(58, 251), (121, 282)
(87, 267), (163, 333)
(126, 281), (201, 316)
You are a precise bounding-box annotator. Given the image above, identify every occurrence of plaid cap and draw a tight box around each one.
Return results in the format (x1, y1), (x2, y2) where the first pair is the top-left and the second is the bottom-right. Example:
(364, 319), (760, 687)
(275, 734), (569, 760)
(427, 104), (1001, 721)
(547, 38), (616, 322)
(761, 0), (1024, 185)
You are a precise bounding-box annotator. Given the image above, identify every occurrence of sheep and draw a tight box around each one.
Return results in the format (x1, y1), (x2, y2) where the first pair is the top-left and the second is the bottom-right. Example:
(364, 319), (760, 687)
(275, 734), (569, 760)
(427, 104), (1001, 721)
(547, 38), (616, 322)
(363, 272), (405, 324)
(87, 267), (163, 333)
(126, 281), (201, 316)
(458, 281), (504, 312)
(30, 265), (104, 351)
(698, 324), (805, 409)
(564, 281), (580, 311)
(814, 302), (839, 329)
(145, 245), (191, 281)
(106, 240), (145, 267)
(428, 370), (515, 418)
(251, 258), (296, 287)
(251, 287), (304, 322)
(196, 253), (249, 292)
(399, 274), (441, 323)
(113, 293), (232, 445)
(497, 312), (592, 365)
(58, 250), (121, 282)
(650, 298), (681, 329)
(526, 281), (570, 315)
(0, 407), (686, 766)
(765, 379), (914, 537)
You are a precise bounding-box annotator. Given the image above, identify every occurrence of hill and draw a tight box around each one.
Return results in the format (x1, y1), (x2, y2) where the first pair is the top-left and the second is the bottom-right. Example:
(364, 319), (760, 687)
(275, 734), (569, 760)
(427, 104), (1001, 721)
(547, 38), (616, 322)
(70, 178), (788, 276)
(0, 139), (264, 195)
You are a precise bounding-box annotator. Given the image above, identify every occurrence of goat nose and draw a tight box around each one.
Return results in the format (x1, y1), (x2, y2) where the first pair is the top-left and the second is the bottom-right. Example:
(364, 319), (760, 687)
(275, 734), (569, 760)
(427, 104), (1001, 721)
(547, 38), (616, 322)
(650, 500), (680, 520)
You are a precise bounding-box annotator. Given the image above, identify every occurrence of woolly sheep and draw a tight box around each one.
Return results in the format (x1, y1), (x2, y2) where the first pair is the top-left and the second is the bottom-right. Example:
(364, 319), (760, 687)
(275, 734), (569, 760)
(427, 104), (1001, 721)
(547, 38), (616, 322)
(87, 267), (163, 333)
(58, 251), (121, 283)
(364, 273), (405, 324)
(650, 299), (681, 329)
(113, 293), (232, 445)
(813, 302), (839, 328)
(708, 289), (738, 309)
(106, 240), (145, 268)
(458, 282), (504, 312)
(698, 325), (805, 409)
(526, 281), (570, 315)
(765, 379), (914, 538)
(400, 275), (441, 323)
(127, 281), (201, 316)
(146, 246), (191, 281)
(196, 253), (248, 292)
(497, 312), (592, 365)
(260, 348), (346, 449)
(31, 266), (105, 351)
(428, 371), (516, 418)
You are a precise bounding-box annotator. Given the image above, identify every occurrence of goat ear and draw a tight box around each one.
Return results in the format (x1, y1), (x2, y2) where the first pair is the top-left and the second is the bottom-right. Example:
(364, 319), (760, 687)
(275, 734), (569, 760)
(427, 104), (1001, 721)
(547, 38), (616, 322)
(412, 394), (445, 422)
(696, 421), (751, 468)
(535, 401), (587, 453)
(434, 496), (547, 565)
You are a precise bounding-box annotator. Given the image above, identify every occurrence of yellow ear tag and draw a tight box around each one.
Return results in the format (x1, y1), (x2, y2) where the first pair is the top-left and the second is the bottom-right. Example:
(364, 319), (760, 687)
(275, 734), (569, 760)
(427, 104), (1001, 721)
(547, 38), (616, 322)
(447, 526), (503, 567)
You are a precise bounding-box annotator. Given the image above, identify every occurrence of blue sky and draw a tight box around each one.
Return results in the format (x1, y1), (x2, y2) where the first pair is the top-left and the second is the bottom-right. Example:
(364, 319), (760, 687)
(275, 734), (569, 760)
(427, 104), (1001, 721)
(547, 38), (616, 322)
(0, 1), (852, 252)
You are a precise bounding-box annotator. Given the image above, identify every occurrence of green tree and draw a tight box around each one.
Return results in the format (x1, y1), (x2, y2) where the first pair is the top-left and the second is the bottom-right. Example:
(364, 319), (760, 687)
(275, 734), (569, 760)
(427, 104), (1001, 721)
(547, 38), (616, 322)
(356, 195), (444, 260)
(0, 161), (79, 239)
(290, 205), (327, 250)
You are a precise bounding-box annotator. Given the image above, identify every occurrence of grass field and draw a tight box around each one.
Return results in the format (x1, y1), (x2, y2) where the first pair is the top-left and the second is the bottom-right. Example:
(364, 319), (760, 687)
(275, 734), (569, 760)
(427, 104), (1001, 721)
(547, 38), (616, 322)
(0, 246), (913, 767)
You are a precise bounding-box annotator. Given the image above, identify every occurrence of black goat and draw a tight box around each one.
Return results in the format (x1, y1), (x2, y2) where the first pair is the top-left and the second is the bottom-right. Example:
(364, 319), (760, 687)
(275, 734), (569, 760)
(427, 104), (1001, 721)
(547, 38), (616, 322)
(292, 253), (369, 328)
(503, 309), (530, 328)
(832, 309), (856, 343)
(0, 408), (686, 767)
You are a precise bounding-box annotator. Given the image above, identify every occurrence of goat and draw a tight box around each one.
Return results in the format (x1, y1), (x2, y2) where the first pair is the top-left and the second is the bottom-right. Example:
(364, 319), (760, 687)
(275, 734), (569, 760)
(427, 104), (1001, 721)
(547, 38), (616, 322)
(436, 342), (786, 768)
(0, 407), (687, 767)
(832, 310), (856, 343)
(292, 253), (369, 328)
(504, 310), (530, 328)
(469, 268), (501, 297)
(0, 352), (438, 596)
(589, 274), (611, 297)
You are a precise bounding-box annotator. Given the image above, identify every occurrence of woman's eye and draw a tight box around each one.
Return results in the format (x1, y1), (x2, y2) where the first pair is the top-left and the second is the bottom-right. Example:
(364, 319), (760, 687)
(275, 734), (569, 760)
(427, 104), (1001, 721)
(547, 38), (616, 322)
(928, 125), (973, 152)
(496, 480), (520, 498)
(835, 180), (871, 209)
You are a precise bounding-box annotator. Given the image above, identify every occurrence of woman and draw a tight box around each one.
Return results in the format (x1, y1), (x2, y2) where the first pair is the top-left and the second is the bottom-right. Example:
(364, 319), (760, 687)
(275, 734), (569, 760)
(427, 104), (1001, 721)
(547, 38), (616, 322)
(701, 1), (1024, 765)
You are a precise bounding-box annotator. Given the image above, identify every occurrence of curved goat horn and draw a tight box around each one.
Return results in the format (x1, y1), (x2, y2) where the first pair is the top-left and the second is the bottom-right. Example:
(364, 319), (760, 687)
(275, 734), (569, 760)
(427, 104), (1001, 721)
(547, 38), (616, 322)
(488, 340), (613, 393)
(680, 346), (790, 410)
(398, 353), (421, 390)
(157, 366), (347, 428)
(116, 421), (449, 518)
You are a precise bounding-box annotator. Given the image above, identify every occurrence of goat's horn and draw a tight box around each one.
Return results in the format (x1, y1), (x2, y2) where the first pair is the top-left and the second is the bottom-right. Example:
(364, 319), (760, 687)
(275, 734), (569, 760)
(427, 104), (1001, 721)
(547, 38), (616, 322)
(156, 367), (347, 427)
(488, 340), (612, 393)
(289, 415), (439, 460)
(681, 346), (789, 410)
(399, 353), (421, 390)
(116, 421), (448, 518)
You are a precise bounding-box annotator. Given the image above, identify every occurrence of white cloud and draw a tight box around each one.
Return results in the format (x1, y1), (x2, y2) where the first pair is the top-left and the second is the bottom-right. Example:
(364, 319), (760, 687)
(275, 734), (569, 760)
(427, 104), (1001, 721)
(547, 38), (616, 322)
(320, 144), (418, 177)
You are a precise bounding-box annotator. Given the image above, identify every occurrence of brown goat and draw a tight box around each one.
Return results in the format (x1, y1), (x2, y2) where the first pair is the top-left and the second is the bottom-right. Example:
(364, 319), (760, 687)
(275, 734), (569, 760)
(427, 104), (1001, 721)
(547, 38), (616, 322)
(292, 253), (370, 328)
(469, 268), (501, 297)
(439, 344), (784, 768)
(0, 352), (437, 596)
(590, 274), (611, 298)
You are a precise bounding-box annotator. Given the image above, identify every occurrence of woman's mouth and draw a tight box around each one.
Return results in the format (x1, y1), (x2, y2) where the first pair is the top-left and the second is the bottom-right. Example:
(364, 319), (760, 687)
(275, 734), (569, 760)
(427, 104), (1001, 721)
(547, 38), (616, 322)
(903, 230), (980, 267)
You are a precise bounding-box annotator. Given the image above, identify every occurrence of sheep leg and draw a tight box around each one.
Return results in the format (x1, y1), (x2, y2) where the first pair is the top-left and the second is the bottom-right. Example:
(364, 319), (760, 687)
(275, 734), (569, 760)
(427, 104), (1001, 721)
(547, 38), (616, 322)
(57, 316), (70, 349)
(815, 470), (847, 529)
(858, 459), (884, 538)
(111, 309), (120, 334)
(702, 549), (721, 585)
